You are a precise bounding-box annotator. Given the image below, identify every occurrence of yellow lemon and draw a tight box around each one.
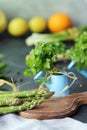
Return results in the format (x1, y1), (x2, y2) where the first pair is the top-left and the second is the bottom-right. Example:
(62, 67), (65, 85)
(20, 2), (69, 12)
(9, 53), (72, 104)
(8, 18), (28, 36)
(28, 16), (47, 33)
(0, 11), (7, 33)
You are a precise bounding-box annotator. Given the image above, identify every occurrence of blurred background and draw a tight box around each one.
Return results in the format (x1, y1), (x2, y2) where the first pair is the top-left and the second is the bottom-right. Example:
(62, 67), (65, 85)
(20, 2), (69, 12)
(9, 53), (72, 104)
(0, 0), (87, 26)
(0, 0), (87, 93)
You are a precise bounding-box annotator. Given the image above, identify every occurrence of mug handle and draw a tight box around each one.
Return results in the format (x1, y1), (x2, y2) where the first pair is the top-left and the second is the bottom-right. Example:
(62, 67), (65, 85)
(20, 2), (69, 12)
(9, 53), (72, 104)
(67, 72), (77, 87)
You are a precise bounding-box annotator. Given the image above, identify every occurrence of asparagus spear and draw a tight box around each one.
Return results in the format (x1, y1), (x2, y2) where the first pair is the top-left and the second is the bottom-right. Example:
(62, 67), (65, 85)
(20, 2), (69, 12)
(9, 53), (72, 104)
(0, 79), (54, 114)
(0, 89), (53, 98)
(0, 96), (41, 107)
(0, 88), (53, 107)
(0, 89), (53, 106)
(0, 98), (23, 106)
(0, 91), (12, 94)
(0, 98), (44, 114)
(0, 89), (53, 114)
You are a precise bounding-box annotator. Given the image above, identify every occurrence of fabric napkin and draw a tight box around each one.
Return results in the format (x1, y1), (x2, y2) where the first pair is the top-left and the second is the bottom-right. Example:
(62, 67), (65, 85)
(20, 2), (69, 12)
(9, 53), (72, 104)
(0, 113), (87, 130)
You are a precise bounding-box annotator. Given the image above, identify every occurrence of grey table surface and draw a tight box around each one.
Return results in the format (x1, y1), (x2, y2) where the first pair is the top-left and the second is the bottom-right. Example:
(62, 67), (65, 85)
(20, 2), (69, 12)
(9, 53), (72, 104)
(0, 33), (87, 123)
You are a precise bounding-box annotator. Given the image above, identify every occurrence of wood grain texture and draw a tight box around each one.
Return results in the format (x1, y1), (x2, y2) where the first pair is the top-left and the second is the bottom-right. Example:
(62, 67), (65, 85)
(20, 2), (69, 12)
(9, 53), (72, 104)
(19, 92), (87, 119)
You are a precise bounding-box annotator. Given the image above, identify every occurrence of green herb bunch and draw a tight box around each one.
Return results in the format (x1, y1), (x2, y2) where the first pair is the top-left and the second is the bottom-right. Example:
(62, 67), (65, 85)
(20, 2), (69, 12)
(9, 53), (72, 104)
(66, 32), (87, 70)
(24, 41), (66, 77)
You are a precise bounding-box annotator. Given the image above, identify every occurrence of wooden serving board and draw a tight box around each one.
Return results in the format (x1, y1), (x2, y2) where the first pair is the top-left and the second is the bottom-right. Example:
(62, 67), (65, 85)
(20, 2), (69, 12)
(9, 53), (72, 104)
(19, 92), (87, 119)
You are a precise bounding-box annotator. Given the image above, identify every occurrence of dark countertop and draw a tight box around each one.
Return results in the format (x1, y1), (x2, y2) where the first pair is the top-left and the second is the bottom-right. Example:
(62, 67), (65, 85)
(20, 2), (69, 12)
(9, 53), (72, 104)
(0, 33), (87, 123)
(0, 33), (40, 91)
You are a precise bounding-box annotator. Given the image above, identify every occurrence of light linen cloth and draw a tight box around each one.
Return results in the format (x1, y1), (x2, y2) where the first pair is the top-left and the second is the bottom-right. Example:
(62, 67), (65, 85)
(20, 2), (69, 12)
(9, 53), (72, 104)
(0, 114), (87, 130)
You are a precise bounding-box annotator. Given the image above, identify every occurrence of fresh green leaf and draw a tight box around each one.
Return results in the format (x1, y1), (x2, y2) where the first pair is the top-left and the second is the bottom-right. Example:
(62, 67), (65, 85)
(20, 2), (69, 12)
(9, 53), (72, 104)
(66, 31), (87, 70)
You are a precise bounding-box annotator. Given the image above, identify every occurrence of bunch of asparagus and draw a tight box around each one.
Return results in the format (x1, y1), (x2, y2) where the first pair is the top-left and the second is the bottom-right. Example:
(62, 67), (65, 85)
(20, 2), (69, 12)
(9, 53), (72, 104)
(0, 83), (54, 114)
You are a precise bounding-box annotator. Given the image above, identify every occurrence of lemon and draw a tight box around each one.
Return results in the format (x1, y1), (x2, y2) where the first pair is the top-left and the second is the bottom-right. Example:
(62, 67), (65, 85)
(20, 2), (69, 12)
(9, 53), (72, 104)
(8, 18), (28, 37)
(28, 16), (47, 33)
(0, 11), (7, 33)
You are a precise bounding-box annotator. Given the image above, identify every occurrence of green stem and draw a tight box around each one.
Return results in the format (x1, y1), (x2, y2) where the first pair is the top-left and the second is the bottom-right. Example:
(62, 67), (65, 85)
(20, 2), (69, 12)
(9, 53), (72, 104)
(0, 89), (53, 99)
(0, 98), (23, 106)
(0, 91), (47, 107)
(0, 98), (44, 114)
(0, 90), (38, 98)
(0, 91), (13, 94)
